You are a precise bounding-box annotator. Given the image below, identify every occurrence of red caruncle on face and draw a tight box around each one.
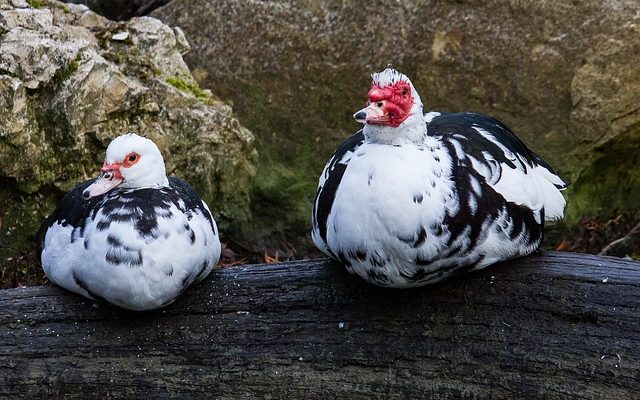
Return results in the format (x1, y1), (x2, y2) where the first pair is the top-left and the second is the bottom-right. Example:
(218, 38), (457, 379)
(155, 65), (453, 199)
(367, 81), (414, 127)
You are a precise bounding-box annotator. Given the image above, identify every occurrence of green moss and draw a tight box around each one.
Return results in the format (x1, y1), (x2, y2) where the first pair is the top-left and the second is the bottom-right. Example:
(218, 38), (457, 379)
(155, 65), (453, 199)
(239, 162), (316, 240)
(564, 124), (640, 224)
(217, 71), (365, 247)
(53, 59), (79, 85)
(166, 114), (255, 232)
(41, 55), (81, 92)
(27, 0), (71, 12)
(165, 76), (214, 103)
(0, 179), (58, 285)
(26, 0), (43, 9)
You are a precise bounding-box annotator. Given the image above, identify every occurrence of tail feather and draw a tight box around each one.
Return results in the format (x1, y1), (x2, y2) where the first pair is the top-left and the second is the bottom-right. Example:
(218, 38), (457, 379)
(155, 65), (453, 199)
(534, 164), (567, 221)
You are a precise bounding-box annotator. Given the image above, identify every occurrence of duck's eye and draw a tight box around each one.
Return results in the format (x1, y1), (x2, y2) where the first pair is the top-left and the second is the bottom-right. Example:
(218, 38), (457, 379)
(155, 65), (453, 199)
(123, 152), (140, 167)
(402, 88), (408, 97)
(377, 102), (384, 108)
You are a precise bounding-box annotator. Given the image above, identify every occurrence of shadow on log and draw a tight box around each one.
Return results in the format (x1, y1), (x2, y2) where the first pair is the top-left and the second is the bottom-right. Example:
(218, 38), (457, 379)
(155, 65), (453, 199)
(1, 251), (639, 399)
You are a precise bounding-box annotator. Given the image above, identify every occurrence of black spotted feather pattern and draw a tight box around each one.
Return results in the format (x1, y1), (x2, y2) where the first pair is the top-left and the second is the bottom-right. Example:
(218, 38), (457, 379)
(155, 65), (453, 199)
(312, 111), (566, 288)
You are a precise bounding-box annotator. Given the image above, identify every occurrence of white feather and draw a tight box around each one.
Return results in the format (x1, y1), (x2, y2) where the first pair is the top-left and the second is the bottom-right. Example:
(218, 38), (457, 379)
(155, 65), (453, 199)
(472, 127), (566, 221)
(42, 204), (220, 311)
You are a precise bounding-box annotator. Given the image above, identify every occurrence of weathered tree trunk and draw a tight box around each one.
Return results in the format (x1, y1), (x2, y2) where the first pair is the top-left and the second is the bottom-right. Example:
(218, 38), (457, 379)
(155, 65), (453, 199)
(1, 251), (639, 399)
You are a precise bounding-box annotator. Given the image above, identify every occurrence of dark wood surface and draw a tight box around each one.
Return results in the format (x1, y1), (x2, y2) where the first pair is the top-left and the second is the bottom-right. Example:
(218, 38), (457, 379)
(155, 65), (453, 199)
(1, 251), (639, 399)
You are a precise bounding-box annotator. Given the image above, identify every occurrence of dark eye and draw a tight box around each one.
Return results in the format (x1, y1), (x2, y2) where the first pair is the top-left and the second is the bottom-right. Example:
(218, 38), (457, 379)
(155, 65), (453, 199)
(377, 102), (383, 107)
(402, 89), (408, 97)
(128, 154), (137, 162)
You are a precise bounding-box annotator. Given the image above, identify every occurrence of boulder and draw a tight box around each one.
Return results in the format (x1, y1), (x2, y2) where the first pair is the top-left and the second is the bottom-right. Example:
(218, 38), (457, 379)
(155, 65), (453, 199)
(0, 0), (256, 284)
(152, 0), (640, 245)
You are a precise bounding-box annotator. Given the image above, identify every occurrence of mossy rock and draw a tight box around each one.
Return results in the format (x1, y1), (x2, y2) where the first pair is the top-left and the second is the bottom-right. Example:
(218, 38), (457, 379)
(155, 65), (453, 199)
(0, 1), (256, 281)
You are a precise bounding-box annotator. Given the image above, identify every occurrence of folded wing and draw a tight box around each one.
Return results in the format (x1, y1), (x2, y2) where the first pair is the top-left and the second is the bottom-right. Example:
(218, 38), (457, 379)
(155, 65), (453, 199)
(426, 112), (567, 222)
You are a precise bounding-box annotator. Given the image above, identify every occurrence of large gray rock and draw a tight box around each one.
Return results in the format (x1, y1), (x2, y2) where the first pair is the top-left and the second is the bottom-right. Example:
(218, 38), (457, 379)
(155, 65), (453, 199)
(153, 0), (640, 246)
(0, 0), (256, 284)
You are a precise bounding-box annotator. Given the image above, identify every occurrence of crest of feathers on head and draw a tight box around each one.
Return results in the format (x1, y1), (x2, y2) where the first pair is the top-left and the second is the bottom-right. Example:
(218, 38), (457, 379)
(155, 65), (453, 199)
(370, 68), (422, 108)
(371, 68), (411, 87)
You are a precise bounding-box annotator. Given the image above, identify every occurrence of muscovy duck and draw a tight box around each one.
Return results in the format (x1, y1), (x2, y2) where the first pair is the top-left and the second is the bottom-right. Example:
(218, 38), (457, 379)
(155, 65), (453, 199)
(312, 68), (566, 287)
(39, 133), (221, 310)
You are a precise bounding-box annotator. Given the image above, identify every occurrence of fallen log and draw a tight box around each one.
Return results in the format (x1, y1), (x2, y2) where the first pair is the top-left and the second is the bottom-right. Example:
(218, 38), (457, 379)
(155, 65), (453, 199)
(1, 251), (639, 399)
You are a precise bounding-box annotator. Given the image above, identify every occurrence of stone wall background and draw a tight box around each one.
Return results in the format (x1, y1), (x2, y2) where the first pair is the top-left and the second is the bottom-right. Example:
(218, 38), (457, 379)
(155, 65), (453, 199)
(151, 0), (640, 248)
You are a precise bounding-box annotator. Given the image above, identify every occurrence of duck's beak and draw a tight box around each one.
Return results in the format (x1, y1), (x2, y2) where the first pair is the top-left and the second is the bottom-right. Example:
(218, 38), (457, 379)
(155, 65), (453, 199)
(82, 162), (124, 200)
(353, 100), (388, 125)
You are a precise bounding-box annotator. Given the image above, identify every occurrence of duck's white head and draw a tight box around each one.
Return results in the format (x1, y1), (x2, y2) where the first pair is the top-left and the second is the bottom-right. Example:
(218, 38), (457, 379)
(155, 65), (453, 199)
(83, 133), (169, 200)
(353, 68), (425, 144)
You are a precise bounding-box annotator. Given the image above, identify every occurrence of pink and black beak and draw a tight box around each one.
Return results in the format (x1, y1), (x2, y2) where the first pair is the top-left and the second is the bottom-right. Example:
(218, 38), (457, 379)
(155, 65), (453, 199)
(353, 100), (390, 125)
(82, 161), (124, 200)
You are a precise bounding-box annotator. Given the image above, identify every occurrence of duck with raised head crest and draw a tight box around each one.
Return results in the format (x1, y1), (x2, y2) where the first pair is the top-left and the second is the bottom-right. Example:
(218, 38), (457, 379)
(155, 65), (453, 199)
(39, 133), (221, 310)
(312, 68), (567, 288)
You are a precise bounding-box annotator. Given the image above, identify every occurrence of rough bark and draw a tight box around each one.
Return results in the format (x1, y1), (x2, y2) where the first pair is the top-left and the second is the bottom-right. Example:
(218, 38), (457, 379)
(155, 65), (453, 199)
(1, 251), (639, 399)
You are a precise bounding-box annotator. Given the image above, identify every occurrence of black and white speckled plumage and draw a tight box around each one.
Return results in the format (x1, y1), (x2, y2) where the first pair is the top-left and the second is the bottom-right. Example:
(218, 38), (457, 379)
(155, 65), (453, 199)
(312, 69), (566, 287)
(39, 134), (221, 310)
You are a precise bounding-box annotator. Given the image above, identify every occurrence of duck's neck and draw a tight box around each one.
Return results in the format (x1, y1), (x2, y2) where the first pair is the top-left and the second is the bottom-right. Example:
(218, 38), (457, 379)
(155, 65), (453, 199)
(120, 175), (170, 190)
(363, 113), (427, 146)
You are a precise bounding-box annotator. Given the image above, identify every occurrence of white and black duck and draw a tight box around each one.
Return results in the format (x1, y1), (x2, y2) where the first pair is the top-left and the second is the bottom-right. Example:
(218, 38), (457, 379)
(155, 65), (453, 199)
(39, 133), (221, 310)
(312, 68), (567, 288)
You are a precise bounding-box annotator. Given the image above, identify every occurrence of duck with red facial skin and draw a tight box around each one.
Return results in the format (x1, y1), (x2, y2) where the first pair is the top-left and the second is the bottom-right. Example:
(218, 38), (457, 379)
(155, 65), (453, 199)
(354, 81), (414, 127)
(38, 133), (221, 310)
(312, 68), (567, 288)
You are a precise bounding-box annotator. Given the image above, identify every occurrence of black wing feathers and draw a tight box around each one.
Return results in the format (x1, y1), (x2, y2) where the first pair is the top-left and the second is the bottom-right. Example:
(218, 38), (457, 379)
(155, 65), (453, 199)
(427, 112), (538, 169)
(37, 177), (213, 264)
(313, 130), (365, 245)
(36, 179), (99, 263)
(167, 177), (214, 231)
